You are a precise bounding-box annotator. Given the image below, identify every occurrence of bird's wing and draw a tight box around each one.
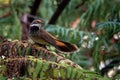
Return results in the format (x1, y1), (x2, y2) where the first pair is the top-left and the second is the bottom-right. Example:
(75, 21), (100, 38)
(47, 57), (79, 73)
(38, 29), (78, 52)
(38, 29), (57, 46)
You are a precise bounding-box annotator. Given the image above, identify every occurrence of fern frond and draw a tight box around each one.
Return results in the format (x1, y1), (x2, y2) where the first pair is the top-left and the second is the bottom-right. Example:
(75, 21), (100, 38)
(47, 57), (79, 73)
(45, 25), (96, 46)
(93, 21), (120, 72)
(0, 39), (109, 80)
(79, 0), (104, 28)
(0, 56), (109, 80)
(96, 21), (120, 36)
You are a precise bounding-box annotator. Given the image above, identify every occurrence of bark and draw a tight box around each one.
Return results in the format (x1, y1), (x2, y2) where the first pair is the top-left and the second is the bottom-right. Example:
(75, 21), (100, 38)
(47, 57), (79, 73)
(48, 0), (71, 24)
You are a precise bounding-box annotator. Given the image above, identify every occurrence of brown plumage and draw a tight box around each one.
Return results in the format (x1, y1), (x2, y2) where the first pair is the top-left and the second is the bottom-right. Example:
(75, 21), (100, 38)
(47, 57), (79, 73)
(29, 19), (78, 52)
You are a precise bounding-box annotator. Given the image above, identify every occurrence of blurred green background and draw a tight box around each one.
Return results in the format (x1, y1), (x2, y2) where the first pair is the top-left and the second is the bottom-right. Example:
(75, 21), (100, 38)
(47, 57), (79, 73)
(0, 0), (120, 79)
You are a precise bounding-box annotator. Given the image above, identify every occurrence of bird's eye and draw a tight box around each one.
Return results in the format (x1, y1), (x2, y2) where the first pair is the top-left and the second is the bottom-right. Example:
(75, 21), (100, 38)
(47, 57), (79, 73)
(36, 20), (45, 25)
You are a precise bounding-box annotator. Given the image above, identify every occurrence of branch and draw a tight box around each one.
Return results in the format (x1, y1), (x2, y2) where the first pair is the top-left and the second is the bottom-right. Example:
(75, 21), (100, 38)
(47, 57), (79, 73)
(28, 0), (42, 22)
(48, 0), (71, 24)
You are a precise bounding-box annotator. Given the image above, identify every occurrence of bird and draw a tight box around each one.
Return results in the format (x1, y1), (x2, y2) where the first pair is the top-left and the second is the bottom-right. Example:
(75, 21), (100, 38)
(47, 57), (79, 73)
(29, 19), (78, 52)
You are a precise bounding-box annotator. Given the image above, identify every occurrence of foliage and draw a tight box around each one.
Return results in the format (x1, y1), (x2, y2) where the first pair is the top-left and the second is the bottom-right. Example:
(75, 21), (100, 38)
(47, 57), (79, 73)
(0, 0), (120, 79)
(0, 40), (109, 80)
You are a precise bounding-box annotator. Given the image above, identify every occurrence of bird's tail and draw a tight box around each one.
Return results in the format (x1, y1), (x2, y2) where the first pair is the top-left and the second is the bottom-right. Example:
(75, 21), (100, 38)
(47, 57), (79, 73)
(54, 40), (78, 52)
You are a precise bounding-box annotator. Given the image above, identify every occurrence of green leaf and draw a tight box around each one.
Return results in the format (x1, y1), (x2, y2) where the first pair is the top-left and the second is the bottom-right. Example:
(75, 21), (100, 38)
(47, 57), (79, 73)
(33, 60), (43, 80)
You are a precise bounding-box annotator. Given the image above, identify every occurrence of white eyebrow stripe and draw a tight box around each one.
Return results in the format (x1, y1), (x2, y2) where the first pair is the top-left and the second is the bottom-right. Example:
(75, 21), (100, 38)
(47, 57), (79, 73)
(30, 24), (40, 27)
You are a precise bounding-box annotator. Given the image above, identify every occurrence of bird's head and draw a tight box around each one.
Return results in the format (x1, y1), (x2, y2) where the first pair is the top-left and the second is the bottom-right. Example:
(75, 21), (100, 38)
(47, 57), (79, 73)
(30, 19), (45, 31)
(29, 19), (45, 36)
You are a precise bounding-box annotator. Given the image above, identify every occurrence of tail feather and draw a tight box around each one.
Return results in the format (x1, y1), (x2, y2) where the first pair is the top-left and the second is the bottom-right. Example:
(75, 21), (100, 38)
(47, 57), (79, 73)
(54, 40), (78, 52)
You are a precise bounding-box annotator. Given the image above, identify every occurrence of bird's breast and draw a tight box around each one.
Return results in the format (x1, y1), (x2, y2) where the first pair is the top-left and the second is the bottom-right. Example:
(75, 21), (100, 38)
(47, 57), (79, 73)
(29, 33), (47, 45)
